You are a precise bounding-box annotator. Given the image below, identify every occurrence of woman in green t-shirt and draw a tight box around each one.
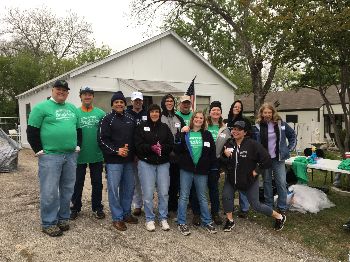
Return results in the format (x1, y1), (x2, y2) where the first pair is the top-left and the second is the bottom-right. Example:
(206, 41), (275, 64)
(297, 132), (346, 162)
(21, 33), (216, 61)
(174, 111), (217, 236)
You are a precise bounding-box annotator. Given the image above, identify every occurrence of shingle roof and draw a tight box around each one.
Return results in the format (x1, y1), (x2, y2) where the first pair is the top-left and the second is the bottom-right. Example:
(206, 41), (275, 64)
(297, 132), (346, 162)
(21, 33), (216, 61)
(237, 86), (344, 112)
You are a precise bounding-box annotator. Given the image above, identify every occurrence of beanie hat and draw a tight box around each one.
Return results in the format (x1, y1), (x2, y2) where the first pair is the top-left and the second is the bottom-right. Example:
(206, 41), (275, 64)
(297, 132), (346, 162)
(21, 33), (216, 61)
(111, 91), (126, 106)
(209, 101), (222, 112)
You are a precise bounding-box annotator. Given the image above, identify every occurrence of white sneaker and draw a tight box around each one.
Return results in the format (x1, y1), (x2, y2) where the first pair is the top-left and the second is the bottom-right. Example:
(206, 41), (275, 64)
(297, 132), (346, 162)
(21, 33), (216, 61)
(145, 221), (155, 232)
(160, 220), (170, 231)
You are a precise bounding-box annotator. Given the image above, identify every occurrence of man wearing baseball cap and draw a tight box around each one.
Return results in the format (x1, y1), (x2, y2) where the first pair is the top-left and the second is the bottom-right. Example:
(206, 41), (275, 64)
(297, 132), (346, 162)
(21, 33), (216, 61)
(70, 86), (106, 220)
(176, 95), (193, 126)
(125, 91), (147, 216)
(27, 79), (81, 237)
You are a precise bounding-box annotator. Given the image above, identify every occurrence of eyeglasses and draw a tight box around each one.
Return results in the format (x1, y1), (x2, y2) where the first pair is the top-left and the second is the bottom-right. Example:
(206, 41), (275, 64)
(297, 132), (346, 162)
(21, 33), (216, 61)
(165, 99), (174, 103)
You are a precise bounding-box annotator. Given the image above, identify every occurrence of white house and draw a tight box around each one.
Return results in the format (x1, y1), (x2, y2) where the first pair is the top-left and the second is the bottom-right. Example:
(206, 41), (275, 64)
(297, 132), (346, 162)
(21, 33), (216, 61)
(238, 86), (348, 151)
(16, 30), (237, 148)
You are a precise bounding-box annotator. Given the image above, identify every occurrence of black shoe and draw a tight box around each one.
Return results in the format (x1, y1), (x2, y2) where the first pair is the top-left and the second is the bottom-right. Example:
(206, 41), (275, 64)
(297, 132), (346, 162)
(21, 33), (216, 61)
(223, 219), (235, 232)
(178, 224), (191, 236)
(343, 220), (350, 230)
(205, 222), (217, 234)
(238, 211), (248, 219)
(70, 210), (79, 220)
(57, 220), (70, 231)
(42, 225), (63, 237)
(274, 214), (287, 231)
(212, 213), (223, 225)
(93, 210), (106, 219)
(192, 214), (201, 226)
(132, 208), (142, 216)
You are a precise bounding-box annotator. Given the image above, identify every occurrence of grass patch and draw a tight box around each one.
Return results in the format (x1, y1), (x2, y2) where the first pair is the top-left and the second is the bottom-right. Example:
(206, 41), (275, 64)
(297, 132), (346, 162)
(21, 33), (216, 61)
(242, 171), (350, 261)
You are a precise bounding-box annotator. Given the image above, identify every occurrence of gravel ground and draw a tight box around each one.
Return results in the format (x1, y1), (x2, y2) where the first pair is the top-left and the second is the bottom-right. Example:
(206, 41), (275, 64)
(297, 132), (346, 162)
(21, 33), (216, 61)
(0, 149), (330, 262)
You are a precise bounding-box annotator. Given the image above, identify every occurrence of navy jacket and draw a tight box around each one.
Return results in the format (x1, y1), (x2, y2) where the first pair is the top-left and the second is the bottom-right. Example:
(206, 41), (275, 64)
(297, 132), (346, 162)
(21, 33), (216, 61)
(98, 110), (135, 164)
(174, 130), (216, 175)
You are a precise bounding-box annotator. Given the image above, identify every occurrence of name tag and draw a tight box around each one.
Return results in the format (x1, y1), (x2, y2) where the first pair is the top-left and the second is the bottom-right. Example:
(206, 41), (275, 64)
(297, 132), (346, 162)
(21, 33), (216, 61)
(219, 133), (226, 138)
(204, 142), (210, 147)
(142, 116), (147, 121)
(175, 123), (181, 128)
(144, 127), (150, 131)
(227, 147), (234, 153)
(281, 126), (285, 130)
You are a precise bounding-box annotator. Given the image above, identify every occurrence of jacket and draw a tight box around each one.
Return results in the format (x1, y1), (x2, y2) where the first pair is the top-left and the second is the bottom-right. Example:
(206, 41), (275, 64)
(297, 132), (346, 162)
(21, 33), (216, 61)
(174, 130), (216, 175)
(98, 110), (135, 164)
(125, 105), (147, 125)
(134, 119), (174, 165)
(253, 120), (296, 161)
(220, 137), (272, 191)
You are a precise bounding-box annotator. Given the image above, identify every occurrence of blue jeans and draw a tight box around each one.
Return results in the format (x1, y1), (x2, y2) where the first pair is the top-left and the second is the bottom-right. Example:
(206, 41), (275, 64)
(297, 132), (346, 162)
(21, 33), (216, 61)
(239, 191), (250, 212)
(106, 162), (135, 221)
(177, 170), (212, 226)
(132, 162), (143, 209)
(71, 161), (104, 212)
(263, 158), (287, 211)
(38, 152), (78, 228)
(138, 161), (170, 222)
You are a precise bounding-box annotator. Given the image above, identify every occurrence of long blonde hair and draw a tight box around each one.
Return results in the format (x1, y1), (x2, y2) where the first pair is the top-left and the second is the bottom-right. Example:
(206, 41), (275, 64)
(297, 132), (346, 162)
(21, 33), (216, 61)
(256, 102), (281, 123)
(189, 111), (207, 131)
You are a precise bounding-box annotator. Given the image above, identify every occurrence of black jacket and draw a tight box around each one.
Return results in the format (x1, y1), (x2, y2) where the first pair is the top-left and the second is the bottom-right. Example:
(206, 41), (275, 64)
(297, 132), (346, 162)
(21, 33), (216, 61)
(98, 110), (135, 164)
(220, 137), (271, 191)
(174, 130), (216, 175)
(134, 119), (174, 165)
(125, 105), (147, 125)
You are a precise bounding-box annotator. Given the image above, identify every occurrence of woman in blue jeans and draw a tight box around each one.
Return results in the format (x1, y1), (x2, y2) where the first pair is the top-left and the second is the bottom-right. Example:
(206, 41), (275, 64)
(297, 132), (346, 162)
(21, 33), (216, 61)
(174, 111), (217, 236)
(253, 103), (296, 214)
(134, 104), (174, 232)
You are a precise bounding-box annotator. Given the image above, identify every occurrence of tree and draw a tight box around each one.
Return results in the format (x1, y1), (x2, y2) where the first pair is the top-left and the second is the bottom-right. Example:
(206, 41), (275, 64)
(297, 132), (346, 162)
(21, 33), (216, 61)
(281, 0), (350, 155)
(1, 7), (94, 59)
(132, 0), (295, 114)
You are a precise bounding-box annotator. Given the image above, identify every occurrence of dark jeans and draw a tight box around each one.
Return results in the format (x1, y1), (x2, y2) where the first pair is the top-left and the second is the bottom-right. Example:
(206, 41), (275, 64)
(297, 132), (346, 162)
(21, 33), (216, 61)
(71, 162), (104, 212)
(168, 163), (180, 212)
(191, 170), (220, 215)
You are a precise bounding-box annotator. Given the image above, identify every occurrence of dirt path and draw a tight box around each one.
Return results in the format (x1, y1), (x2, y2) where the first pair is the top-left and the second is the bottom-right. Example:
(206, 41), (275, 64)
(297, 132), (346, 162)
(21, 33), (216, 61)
(0, 149), (329, 262)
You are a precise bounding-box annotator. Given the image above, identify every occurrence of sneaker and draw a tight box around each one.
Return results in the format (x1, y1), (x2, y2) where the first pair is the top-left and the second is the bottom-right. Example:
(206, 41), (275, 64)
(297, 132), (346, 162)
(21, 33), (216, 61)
(93, 210), (106, 219)
(123, 215), (139, 224)
(274, 214), (287, 231)
(70, 210), (79, 220)
(178, 224), (191, 236)
(212, 213), (223, 225)
(223, 219), (235, 232)
(133, 208), (142, 216)
(205, 222), (217, 234)
(192, 214), (201, 226)
(57, 220), (70, 231)
(145, 221), (156, 232)
(160, 220), (170, 231)
(343, 220), (350, 230)
(42, 225), (63, 237)
(238, 211), (248, 219)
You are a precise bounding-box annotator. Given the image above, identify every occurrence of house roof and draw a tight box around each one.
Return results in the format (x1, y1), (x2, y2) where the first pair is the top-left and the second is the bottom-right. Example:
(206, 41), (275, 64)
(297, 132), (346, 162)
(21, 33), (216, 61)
(16, 30), (237, 99)
(238, 86), (345, 112)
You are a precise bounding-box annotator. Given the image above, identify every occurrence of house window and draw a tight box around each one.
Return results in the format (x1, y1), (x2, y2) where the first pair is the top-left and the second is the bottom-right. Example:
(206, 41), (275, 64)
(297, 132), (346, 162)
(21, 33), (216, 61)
(26, 103), (31, 124)
(196, 96), (210, 112)
(286, 115), (298, 123)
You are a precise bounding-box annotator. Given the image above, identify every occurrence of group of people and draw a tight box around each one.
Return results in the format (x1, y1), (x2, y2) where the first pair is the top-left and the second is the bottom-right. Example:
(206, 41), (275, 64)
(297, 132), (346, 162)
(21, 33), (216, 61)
(27, 79), (297, 237)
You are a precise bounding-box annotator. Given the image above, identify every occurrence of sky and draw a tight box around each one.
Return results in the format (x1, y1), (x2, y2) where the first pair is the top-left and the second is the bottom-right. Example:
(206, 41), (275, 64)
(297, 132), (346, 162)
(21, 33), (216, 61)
(0, 0), (162, 52)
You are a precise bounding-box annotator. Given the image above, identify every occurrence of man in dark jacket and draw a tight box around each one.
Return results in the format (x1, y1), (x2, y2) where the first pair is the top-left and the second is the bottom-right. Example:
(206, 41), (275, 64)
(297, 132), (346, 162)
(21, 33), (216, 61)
(98, 91), (138, 231)
(125, 91), (147, 216)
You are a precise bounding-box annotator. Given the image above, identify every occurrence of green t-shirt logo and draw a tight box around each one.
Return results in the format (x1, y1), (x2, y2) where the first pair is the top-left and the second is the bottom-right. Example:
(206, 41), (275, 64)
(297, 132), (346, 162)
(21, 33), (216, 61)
(55, 109), (76, 120)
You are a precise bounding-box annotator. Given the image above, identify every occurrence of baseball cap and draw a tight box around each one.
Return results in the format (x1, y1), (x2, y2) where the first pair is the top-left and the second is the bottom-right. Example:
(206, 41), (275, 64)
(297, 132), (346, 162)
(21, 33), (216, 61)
(180, 95), (191, 103)
(53, 80), (69, 90)
(80, 86), (94, 95)
(232, 121), (246, 131)
(131, 91), (143, 101)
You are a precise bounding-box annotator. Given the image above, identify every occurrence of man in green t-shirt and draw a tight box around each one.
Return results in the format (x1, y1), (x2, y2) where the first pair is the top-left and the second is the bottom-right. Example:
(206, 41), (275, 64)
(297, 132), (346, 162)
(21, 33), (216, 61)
(176, 95), (193, 126)
(27, 80), (81, 237)
(70, 87), (106, 221)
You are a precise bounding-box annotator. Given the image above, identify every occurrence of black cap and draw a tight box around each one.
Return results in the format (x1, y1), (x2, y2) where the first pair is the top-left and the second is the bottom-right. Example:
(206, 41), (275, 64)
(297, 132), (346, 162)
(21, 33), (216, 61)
(232, 120), (246, 131)
(53, 80), (69, 90)
(80, 86), (94, 95)
(209, 101), (222, 112)
(111, 91), (126, 106)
